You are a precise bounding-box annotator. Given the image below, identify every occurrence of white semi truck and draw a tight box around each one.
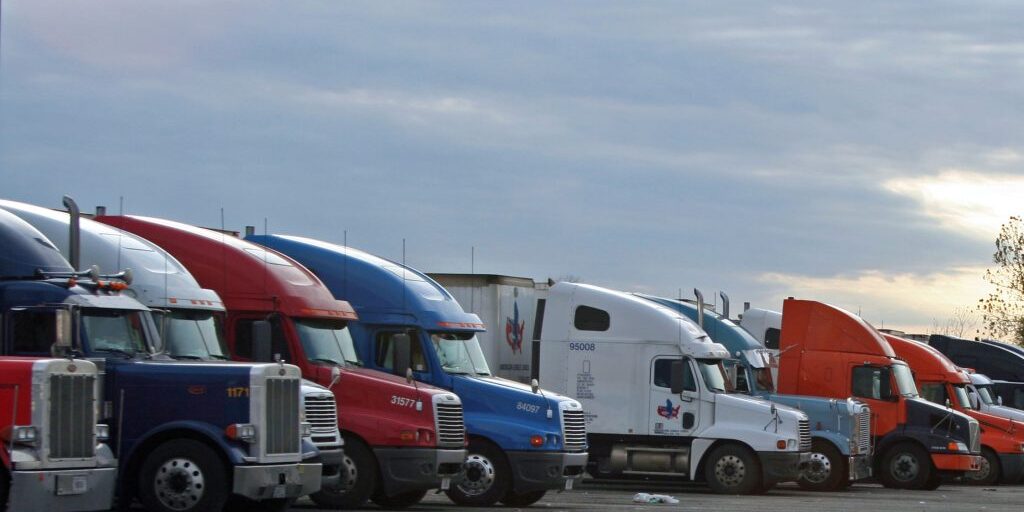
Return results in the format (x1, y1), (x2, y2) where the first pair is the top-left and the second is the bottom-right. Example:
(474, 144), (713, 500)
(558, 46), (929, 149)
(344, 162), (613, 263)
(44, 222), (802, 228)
(533, 282), (812, 494)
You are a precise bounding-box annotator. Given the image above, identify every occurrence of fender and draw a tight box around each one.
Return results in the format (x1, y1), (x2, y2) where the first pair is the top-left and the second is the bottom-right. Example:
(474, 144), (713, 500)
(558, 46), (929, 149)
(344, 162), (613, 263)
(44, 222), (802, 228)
(689, 437), (716, 477)
(811, 430), (853, 456)
(122, 420), (250, 469)
(466, 412), (561, 452)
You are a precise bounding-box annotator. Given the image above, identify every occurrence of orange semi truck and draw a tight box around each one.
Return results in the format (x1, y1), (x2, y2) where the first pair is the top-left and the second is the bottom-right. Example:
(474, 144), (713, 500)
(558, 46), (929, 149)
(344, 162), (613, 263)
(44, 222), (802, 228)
(776, 299), (981, 490)
(883, 334), (1024, 485)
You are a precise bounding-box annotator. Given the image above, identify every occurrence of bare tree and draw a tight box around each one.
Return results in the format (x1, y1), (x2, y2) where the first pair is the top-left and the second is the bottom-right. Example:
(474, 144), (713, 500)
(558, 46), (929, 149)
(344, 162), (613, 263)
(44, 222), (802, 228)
(932, 306), (979, 338)
(978, 216), (1024, 345)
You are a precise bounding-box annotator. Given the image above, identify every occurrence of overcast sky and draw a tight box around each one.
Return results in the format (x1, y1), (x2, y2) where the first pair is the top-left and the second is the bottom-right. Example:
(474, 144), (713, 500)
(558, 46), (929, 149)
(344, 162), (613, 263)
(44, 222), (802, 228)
(2, 1), (1023, 333)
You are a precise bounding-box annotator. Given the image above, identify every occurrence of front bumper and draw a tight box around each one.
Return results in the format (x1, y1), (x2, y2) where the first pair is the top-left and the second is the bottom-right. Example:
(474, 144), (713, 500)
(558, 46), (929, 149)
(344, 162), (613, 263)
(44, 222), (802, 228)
(9, 467), (117, 512)
(232, 462), (322, 500)
(997, 453), (1024, 484)
(373, 447), (467, 496)
(930, 453), (981, 475)
(505, 451), (588, 493)
(849, 454), (873, 481)
(314, 446), (346, 489)
(758, 451), (812, 484)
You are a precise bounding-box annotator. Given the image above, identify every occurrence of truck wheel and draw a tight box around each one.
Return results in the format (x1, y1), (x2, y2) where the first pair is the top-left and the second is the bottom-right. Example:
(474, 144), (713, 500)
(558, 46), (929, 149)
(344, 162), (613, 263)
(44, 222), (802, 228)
(138, 438), (229, 512)
(703, 444), (762, 495)
(879, 442), (932, 490)
(922, 470), (942, 490)
(500, 489), (547, 507)
(0, 466), (10, 510)
(797, 440), (846, 492)
(964, 447), (1001, 486)
(445, 440), (510, 506)
(370, 489), (428, 509)
(310, 437), (376, 509)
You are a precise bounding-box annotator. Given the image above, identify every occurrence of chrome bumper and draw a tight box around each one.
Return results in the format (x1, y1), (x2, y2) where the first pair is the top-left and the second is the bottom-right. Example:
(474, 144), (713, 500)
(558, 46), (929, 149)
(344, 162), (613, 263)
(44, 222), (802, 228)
(8, 467), (117, 512)
(849, 454), (873, 481)
(232, 462), (322, 500)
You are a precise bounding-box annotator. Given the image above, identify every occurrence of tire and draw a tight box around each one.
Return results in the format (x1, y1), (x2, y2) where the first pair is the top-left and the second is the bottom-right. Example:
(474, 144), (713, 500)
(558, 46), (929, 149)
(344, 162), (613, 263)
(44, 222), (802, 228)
(797, 440), (847, 492)
(137, 438), (229, 512)
(878, 442), (933, 490)
(310, 437), (377, 509)
(371, 489), (428, 509)
(0, 466), (10, 511)
(703, 443), (763, 495)
(922, 470), (943, 490)
(963, 447), (1001, 486)
(500, 489), (547, 507)
(445, 439), (510, 506)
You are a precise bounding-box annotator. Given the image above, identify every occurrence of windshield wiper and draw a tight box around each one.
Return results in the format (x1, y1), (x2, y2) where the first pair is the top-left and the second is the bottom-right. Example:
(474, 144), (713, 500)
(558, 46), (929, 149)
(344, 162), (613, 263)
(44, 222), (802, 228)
(344, 359), (363, 367)
(170, 354), (205, 360)
(444, 367), (472, 375)
(310, 357), (343, 366)
(94, 347), (139, 359)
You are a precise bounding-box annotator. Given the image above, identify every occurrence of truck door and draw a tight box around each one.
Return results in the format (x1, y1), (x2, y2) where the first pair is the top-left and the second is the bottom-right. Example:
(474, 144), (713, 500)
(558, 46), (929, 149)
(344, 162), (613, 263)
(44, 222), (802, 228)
(649, 357), (700, 436)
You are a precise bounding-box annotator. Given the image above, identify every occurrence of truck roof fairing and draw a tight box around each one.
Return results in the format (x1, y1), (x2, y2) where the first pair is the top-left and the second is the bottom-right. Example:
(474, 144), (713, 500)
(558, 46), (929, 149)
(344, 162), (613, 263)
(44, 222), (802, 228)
(545, 282), (730, 359)
(884, 333), (970, 384)
(780, 299), (896, 359)
(94, 215), (357, 321)
(0, 208), (73, 277)
(246, 234), (483, 331)
(0, 200), (223, 311)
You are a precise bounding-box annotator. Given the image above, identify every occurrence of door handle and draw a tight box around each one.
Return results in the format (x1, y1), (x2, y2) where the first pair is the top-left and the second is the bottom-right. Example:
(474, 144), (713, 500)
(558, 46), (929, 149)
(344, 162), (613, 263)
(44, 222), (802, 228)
(678, 395), (694, 403)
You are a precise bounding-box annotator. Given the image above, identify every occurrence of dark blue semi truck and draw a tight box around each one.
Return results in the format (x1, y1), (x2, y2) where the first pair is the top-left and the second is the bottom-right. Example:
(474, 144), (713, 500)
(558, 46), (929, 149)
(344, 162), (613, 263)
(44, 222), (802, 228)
(0, 205), (320, 512)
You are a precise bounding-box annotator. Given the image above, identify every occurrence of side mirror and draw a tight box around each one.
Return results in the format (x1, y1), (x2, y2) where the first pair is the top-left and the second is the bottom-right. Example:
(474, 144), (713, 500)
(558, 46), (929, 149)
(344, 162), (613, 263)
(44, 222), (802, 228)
(328, 366), (341, 390)
(998, 396), (1004, 406)
(391, 333), (412, 377)
(251, 320), (273, 362)
(531, 378), (540, 394)
(670, 360), (685, 395)
(945, 398), (952, 409)
(968, 391), (979, 409)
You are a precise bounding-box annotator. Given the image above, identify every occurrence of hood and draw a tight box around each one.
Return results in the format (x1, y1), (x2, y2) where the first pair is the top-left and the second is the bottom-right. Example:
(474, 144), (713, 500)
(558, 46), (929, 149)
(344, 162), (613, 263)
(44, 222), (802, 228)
(715, 392), (807, 426)
(984, 404), (1024, 423)
(453, 375), (577, 415)
(970, 409), (1022, 436)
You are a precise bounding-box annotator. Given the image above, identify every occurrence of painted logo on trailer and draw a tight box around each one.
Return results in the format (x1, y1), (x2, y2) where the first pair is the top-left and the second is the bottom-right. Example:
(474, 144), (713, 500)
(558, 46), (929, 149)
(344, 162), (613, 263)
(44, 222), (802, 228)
(506, 300), (525, 354)
(657, 399), (680, 419)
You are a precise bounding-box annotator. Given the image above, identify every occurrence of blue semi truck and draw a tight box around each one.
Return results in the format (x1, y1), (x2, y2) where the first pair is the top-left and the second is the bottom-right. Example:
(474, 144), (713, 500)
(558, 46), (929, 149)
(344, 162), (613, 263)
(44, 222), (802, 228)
(640, 292), (873, 491)
(246, 233), (589, 507)
(0, 204), (320, 512)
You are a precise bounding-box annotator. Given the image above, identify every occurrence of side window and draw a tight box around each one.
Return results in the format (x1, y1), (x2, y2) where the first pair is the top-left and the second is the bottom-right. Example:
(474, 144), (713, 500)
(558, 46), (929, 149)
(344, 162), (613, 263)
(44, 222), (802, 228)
(235, 318), (291, 361)
(764, 328), (781, 350)
(376, 331), (428, 373)
(8, 311), (55, 354)
(574, 305), (610, 332)
(919, 383), (947, 405)
(735, 366), (750, 393)
(652, 358), (696, 392)
(851, 366), (892, 400)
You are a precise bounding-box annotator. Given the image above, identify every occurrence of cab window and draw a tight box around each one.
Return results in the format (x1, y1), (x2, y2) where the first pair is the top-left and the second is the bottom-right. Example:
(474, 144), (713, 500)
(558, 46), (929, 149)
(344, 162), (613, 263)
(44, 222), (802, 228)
(919, 383), (947, 405)
(235, 317), (291, 361)
(653, 358), (696, 391)
(376, 330), (429, 373)
(851, 366), (893, 400)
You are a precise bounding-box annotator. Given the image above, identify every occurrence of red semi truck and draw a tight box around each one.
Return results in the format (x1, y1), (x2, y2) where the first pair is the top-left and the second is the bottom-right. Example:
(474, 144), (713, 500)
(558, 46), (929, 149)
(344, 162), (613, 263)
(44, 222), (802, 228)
(883, 334), (1024, 485)
(775, 299), (981, 490)
(96, 214), (467, 509)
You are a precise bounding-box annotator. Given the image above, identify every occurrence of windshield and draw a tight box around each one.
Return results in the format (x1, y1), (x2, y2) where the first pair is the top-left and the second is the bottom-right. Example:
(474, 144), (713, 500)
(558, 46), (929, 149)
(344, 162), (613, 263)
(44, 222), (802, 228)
(976, 384), (997, 406)
(891, 363), (919, 397)
(294, 318), (360, 366)
(952, 384), (974, 410)
(81, 308), (150, 355)
(697, 359), (732, 393)
(431, 332), (491, 376)
(153, 309), (229, 360)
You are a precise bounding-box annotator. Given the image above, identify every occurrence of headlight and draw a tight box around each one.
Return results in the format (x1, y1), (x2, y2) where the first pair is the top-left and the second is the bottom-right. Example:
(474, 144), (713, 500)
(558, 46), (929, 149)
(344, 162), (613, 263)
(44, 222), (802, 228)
(225, 423), (257, 443)
(300, 422), (312, 438)
(946, 441), (969, 453)
(4, 425), (38, 445)
(95, 424), (110, 442)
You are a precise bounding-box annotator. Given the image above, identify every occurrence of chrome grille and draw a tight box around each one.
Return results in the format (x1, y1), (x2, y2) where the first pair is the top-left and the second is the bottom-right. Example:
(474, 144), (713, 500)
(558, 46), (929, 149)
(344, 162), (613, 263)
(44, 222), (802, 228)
(969, 420), (981, 453)
(48, 374), (96, 460)
(561, 409), (587, 452)
(857, 406), (871, 454)
(434, 401), (465, 447)
(304, 394), (338, 445)
(265, 378), (300, 455)
(798, 418), (812, 451)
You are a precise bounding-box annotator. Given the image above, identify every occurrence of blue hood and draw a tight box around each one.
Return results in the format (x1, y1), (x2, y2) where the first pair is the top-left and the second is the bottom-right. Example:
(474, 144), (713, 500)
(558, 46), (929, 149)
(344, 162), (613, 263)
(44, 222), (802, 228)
(246, 234), (483, 331)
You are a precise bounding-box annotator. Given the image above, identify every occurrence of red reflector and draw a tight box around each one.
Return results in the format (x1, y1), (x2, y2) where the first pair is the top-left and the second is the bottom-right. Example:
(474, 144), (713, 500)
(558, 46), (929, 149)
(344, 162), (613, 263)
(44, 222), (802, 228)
(530, 435), (544, 447)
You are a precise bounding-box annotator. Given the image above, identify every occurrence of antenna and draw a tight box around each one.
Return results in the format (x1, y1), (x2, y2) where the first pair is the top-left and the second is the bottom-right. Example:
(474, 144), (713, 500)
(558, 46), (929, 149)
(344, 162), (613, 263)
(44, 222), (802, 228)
(343, 230), (348, 299)
(262, 217), (268, 294)
(470, 246), (475, 313)
(402, 238), (407, 311)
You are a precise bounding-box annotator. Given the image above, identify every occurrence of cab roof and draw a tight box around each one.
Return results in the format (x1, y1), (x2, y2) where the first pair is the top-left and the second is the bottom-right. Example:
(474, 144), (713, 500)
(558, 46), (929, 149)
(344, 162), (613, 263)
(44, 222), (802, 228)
(0, 207), (72, 277)
(885, 333), (969, 384)
(780, 298), (896, 358)
(637, 294), (762, 353)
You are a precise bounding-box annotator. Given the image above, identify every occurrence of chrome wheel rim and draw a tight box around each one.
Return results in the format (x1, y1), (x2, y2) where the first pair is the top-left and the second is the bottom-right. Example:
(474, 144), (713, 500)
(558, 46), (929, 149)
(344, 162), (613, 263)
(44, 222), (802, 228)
(713, 455), (747, 488)
(325, 453), (359, 494)
(803, 452), (832, 484)
(154, 457), (205, 511)
(890, 452), (920, 482)
(457, 453), (496, 496)
(968, 456), (991, 482)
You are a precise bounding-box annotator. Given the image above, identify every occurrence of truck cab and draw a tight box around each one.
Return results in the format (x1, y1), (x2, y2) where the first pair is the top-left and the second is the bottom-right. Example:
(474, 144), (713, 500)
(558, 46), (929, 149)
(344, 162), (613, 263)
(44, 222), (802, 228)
(536, 282), (811, 494)
(245, 234), (588, 507)
(0, 199), (346, 494)
(0, 204), (320, 512)
(95, 214), (467, 510)
(638, 293), (872, 491)
(775, 298), (981, 490)
(883, 333), (1024, 485)
(965, 372), (1024, 422)
(928, 334), (1024, 410)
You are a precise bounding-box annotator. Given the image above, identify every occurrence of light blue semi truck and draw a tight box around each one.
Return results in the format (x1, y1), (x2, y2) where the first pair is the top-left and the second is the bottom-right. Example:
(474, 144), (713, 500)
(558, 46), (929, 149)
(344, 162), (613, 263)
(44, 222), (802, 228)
(245, 234), (589, 507)
(640, 292), (872, 491)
